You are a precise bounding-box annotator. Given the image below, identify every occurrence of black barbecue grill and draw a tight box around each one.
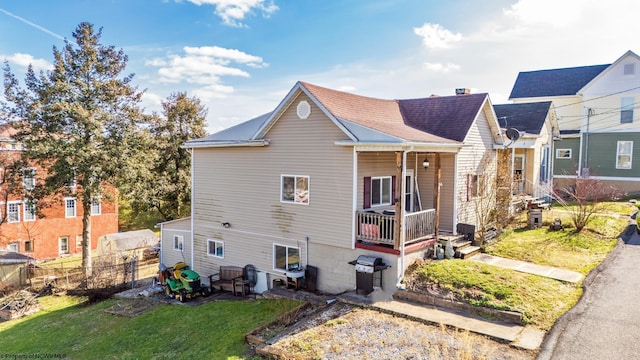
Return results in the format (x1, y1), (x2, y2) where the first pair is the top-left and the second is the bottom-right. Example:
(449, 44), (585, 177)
(349, 255), (390, 295)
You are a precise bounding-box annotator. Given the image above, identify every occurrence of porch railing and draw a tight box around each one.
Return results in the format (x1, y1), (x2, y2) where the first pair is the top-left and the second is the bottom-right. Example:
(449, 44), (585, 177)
(356, 209), (436, 247)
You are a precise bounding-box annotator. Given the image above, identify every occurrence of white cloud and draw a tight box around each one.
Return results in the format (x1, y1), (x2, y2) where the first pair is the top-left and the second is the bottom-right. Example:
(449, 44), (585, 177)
(424, 62), (460, 73)
(503, 0), (587, 27)
(179, 0), (278, 27)
(146, 45), (266, 91)
(414, 23), (462, 49)
(2, 53), (52, 72)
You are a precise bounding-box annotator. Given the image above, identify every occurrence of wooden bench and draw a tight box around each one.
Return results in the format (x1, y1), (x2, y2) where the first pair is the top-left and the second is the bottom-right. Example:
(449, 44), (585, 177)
(209, 266), (244, 294)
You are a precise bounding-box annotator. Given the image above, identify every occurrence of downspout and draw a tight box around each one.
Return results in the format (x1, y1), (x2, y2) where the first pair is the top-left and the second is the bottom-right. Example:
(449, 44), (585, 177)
(190, 148), (195, 270)
(397, 149), (408, 289)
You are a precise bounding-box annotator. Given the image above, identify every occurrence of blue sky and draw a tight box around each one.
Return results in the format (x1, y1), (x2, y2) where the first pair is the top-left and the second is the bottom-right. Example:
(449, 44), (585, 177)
(1, 0), (639, 133)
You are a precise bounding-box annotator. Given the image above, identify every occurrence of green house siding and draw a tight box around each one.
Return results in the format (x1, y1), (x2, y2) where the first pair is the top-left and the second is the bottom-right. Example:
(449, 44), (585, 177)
(582, 133), (640, 177)
(553, 138), (580, 176)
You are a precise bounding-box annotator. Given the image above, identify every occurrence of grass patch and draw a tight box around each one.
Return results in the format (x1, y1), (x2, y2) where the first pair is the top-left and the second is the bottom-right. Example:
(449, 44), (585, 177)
(485, 227), (617, 274)
(0, 295), (301, 359)
(413, 260), (582, 330)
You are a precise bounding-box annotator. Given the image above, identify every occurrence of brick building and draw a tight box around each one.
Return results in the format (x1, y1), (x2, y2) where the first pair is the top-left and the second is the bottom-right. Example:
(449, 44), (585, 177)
(0, 125), (118, 260)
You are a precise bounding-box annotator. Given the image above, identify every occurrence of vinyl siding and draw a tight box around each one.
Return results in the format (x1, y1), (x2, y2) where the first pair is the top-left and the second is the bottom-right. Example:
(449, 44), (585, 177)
(161, 228), (191, 267)
(582, 133), (640, 177)
(160, 217), (191, 267)
(553, 138), (580, 176)
(191, 92), (355, 292)
(456, 103), (497, 228)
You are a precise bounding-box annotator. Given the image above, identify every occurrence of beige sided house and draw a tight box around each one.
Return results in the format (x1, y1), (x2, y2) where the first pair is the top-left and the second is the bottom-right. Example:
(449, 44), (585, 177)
(157, 217), (192, 267)
(184, 82), (504, 294)
(494, 102), (560, 200)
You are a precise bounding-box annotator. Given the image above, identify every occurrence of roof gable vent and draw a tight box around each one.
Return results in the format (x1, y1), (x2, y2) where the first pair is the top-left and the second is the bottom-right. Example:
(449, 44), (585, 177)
(297, 100), (311, 119)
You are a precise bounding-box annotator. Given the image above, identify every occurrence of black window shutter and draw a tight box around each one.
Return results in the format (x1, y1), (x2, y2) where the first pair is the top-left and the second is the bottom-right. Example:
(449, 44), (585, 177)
(363, 176), (371, 208)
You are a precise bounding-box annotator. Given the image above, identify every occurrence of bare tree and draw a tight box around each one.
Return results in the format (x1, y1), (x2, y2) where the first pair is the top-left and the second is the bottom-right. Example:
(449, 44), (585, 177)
(553, 176), (620, 232)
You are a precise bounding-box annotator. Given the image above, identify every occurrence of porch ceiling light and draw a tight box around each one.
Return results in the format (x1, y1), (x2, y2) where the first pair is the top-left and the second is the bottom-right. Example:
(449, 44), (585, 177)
(422, 158), (430, 170)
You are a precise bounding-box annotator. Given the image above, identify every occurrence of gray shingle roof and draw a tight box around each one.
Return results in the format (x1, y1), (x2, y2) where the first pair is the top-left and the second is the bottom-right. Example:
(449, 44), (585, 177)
(187, 82), (492, 146)
(494, 102), (552, 135)
(398, 93), (489, 142)
(509, 64), (609, 99)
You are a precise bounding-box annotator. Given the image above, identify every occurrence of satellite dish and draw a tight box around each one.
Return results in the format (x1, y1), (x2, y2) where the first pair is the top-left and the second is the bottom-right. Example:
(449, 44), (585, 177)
(506, 128), (522, 141)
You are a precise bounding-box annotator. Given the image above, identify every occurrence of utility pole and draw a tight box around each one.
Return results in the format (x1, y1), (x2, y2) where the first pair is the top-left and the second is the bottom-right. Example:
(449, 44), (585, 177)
(583, 108), (593, 177)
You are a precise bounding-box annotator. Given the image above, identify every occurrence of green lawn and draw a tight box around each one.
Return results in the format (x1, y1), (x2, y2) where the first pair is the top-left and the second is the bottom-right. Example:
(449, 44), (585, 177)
(411, 260), (581, 330)
(0, 295), (301, 359)
(408, 200), (631, 330)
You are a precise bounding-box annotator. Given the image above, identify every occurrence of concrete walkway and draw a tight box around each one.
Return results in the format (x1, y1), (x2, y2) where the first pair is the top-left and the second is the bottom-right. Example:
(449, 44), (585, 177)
(370, 297), (545, 350)
(468, 253), (584, 283)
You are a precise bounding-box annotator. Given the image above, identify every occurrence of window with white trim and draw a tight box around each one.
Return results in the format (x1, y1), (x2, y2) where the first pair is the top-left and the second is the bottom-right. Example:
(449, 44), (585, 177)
(173, 235), (184, 251)
(59, 236), (69, 255)
(207, 239), (224, 258)
(7, 243), (18, 252)
(91, 199), (101, 215)
(23, 200), (35, 222)
(616, 141), (633, 169)
(556, 149), (572, 159)
(65, 198), (76, 218)
(273, 243), (300, 272)
(281, 175), (309, 204)
(621, 97), (634, 124)
(370, 176), (392, 207)
(7, 201), (20, 223)
(22, 168), (35, 190)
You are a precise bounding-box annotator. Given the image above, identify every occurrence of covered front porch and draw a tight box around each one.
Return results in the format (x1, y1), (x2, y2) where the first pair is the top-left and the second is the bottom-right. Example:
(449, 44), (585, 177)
(350, 148), (458, 255)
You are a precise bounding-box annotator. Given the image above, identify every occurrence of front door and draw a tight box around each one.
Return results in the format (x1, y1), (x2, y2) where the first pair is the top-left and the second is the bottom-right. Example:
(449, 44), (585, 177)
(404, 170), (414, 212)
(514, 155), (525, 193)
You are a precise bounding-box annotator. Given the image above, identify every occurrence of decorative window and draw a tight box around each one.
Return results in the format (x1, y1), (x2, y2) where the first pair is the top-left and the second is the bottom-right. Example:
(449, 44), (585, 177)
(273, 243), (300, 272)
(621, 97), (634, 124)
(7, 243), (18, 252)
(296, 100), (311, 119)
(59, 236), (69, 255)
(65, 198), (76, 218)
(22, 168), (35, 190)
(207, 239), (224, 258)
(556, 149), (572, 159)
(7, 201), (20, 223)
(24, 240), (33, 252)
(91, 199), (101, 215)
(23, 200), (36, 222)
(616, 141), (633, 169)
(173, 235), (184, 251)
(281, 175), (309, 204)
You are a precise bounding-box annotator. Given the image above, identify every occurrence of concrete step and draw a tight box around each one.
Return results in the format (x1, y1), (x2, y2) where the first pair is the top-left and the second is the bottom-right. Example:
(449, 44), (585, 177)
(459, 246), (481, 259)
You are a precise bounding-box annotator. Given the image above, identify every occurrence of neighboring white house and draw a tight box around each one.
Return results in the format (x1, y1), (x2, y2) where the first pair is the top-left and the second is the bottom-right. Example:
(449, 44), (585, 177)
(509, 50), (640, 193)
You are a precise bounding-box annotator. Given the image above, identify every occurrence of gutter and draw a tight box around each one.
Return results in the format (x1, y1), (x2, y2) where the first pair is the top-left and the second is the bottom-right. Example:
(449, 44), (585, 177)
(181, 139), (270, 149)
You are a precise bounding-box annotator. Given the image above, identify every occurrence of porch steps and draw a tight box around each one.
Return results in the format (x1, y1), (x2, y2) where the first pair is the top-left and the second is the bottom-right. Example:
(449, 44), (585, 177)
(437, 236), (480, 259)
(458, 245), (481, 259)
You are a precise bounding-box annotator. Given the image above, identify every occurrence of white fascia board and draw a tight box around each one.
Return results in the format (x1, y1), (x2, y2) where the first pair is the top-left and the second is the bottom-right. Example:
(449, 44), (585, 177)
(335, 140), (464, 153)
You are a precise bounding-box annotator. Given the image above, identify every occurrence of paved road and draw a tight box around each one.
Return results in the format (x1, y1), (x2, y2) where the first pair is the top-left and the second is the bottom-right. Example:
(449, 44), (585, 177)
(538, 222), (640, 360)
